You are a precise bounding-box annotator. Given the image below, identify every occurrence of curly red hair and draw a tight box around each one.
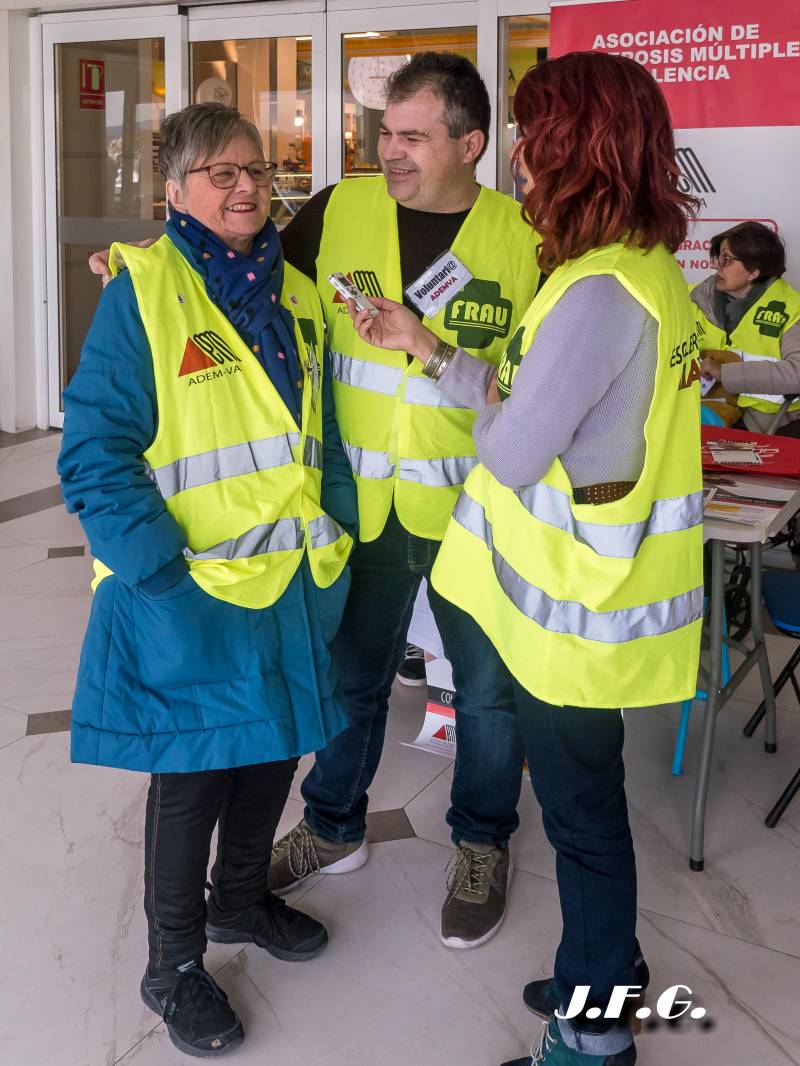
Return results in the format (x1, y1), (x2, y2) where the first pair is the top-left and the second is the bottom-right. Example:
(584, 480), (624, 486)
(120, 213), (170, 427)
(513, 51), (698, 272)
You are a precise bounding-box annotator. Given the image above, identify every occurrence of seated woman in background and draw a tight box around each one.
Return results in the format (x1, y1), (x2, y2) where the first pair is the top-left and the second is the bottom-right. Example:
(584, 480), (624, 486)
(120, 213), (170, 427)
(58, 102), (356, 1058)
(695, 221), (800, 433)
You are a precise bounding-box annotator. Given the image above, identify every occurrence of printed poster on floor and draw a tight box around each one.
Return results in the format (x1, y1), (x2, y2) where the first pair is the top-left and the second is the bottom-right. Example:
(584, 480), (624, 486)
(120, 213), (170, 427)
(550, 0), (800, 285)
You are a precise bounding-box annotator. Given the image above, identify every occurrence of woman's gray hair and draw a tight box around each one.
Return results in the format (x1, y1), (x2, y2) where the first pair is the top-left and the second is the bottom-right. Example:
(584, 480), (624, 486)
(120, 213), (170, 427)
(159, 103), (264, 187)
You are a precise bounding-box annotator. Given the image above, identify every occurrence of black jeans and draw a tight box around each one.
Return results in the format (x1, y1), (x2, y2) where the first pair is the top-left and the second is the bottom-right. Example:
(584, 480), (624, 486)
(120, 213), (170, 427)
(512, 679), (638, 1018)
(143, 759), (298, 971)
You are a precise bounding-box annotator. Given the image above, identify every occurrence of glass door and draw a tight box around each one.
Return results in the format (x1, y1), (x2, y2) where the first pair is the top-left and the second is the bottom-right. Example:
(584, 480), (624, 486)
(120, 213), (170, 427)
(326, 4), (479, 186)
(496, 9), (550, 201)
(188, 3), (327, 229)
(41, 9), (186, 427)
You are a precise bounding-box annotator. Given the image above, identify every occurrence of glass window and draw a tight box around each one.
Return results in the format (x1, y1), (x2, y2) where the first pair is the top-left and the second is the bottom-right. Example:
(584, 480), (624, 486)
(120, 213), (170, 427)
(341, 27), (477, 178)
(497, 15), (550, 200)
(55, 38), (166, 392)
(191, 37), (312, 228)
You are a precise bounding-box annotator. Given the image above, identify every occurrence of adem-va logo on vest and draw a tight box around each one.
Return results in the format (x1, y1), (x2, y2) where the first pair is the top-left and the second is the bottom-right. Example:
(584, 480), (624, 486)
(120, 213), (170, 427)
(332, 271), (383, 314)
(444, 279), (512, 350)
(179, 331), (243, 384)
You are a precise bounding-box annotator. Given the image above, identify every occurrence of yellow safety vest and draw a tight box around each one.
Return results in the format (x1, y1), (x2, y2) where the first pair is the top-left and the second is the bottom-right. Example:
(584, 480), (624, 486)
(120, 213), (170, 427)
(695, 278), (800, 414)
(316, 176), (541, 542)
(432, 243), (704, 709)
(93, 235), (351, 608)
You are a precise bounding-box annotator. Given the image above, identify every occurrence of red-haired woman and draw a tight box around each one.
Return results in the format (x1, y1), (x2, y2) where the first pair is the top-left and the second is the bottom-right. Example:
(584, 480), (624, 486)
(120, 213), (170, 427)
(350, 51), (703, 1066)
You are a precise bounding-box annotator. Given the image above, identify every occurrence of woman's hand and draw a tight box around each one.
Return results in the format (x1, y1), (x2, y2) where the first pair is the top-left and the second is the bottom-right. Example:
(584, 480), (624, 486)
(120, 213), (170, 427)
(701, 356), (723, 382)
(349, 296), (437, 363)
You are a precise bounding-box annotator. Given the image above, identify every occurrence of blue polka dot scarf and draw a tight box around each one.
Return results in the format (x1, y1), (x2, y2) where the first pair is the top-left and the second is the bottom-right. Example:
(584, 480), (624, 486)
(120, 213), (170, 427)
(167, 208), (302, 422)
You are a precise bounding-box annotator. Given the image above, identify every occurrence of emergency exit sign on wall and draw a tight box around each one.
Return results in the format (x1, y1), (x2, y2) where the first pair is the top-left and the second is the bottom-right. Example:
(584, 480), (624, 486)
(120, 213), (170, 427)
(79, 59), (105, 110)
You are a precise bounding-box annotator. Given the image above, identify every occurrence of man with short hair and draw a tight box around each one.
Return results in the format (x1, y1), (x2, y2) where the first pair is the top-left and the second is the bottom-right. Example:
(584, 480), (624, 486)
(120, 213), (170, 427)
(270, 52), (542, 950)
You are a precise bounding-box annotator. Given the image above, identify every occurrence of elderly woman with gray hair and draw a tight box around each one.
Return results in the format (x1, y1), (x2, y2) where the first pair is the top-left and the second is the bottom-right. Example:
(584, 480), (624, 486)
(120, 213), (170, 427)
(58, 103), (357, 1056)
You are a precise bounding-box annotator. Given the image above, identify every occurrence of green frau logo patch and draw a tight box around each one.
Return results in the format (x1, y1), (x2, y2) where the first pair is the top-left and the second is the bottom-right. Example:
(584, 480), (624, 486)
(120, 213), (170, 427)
(297, 318), (318, 351)
(444, 279), (512, 350)
(754, 300), (790, 338)
(496, 326), (525, 400)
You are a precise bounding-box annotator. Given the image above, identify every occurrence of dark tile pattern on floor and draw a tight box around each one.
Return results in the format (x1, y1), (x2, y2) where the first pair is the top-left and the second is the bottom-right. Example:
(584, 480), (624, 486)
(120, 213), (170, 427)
(0, 428), (59, 449)
(365, 808), (417, 844)
(26, 710), (71, 736)
(0, 485), (64, 525)
(47, 546), (85, 559)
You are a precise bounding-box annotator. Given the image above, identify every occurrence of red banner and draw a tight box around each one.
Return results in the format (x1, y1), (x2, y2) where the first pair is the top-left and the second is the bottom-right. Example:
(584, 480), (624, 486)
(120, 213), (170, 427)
(551, 0), (800, 129)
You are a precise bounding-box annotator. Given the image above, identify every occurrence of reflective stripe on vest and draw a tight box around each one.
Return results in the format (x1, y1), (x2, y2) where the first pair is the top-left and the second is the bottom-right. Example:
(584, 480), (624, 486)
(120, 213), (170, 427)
(516, 483), (704, 559)
(404, 376), (468, 409)
(330, 351), (402, 396)
(342, 445), (477, 487)
(309, 514), (346, 548)
(153, 434), (299, 499)
(342, 442), (395, 480)
(399, 456), (479, 487)
(303, 435), (323, 471)
(453, 493), (704, 643)
(331, 350), (468, 409)
(185, 518), (304, 562)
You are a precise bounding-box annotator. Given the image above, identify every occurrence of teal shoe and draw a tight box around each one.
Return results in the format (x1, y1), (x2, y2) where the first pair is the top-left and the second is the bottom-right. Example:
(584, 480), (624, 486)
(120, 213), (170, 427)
(501, 1016), (637, 1065)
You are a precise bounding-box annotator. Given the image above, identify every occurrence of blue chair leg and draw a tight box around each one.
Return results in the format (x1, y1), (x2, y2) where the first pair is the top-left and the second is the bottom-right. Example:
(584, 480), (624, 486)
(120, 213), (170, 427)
(672, 606), (732, 777)
(672, 700), (693, 776)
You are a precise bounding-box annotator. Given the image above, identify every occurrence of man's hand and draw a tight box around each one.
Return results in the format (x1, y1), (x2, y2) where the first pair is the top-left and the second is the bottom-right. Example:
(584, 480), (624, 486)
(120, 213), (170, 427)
(486, 372), (500, 405)
(349, 296), (437, 363)
(88, 249), (113, 287)
(88, 239), (156, 288)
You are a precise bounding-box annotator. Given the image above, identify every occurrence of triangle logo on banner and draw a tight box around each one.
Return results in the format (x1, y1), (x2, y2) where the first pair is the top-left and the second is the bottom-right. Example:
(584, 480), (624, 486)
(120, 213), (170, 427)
(432, 725), (448, 741)
(179, 337), (216, 377)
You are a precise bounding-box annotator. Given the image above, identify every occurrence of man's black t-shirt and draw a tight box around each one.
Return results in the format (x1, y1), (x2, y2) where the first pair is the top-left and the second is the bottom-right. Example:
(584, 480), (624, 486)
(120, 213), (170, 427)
(279, 183), (471, 320)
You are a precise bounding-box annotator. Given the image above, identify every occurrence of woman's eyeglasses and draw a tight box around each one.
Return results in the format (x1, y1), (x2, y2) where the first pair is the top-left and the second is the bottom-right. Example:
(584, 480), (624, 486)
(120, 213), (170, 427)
(188, 161), (278, 189)
(710, 253), (741, 269)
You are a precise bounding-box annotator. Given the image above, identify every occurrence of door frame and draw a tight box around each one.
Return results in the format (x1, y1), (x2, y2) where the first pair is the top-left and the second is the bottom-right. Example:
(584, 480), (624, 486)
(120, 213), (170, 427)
(40, 5), (187, 427)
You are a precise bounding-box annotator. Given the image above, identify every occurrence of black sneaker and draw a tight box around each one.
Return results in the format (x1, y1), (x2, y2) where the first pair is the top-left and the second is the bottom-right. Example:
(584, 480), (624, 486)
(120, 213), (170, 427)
(396, 644), (426, 686)
(206, 893), (328, 961)
(140, 962), (244, 1058)
(523, 955), (650, 1019)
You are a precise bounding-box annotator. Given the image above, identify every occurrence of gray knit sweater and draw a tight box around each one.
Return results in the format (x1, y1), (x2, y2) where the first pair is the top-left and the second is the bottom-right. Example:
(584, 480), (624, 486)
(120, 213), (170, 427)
(437, 274), (658, 491)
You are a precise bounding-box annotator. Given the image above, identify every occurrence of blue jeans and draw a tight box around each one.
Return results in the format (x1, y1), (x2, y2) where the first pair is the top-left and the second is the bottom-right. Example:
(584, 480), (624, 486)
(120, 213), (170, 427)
(512, 679), (638, 1018)
(301, 506), (525, 846)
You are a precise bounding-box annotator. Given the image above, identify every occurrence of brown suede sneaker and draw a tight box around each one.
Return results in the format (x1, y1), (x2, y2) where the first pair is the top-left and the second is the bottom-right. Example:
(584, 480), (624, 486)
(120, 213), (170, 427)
(268, 819), (369, 894)
(440, 842), (512, 949)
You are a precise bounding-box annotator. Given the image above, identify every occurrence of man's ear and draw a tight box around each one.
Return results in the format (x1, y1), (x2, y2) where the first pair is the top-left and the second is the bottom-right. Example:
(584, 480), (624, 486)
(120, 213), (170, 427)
(463, 129), (486, 166)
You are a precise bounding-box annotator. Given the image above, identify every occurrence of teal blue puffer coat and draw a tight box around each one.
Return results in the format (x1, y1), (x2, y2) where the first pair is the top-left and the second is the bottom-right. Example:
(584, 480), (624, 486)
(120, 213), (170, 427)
(58, 239), (357, 774)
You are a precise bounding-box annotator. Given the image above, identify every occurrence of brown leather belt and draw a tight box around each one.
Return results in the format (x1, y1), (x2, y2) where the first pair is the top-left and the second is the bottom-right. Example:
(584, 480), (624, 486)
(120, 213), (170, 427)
(573, 481), (636, 505)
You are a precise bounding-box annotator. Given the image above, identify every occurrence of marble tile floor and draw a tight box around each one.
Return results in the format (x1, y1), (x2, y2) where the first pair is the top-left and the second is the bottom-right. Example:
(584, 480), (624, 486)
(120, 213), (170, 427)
(1, 435), (799, 1065)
